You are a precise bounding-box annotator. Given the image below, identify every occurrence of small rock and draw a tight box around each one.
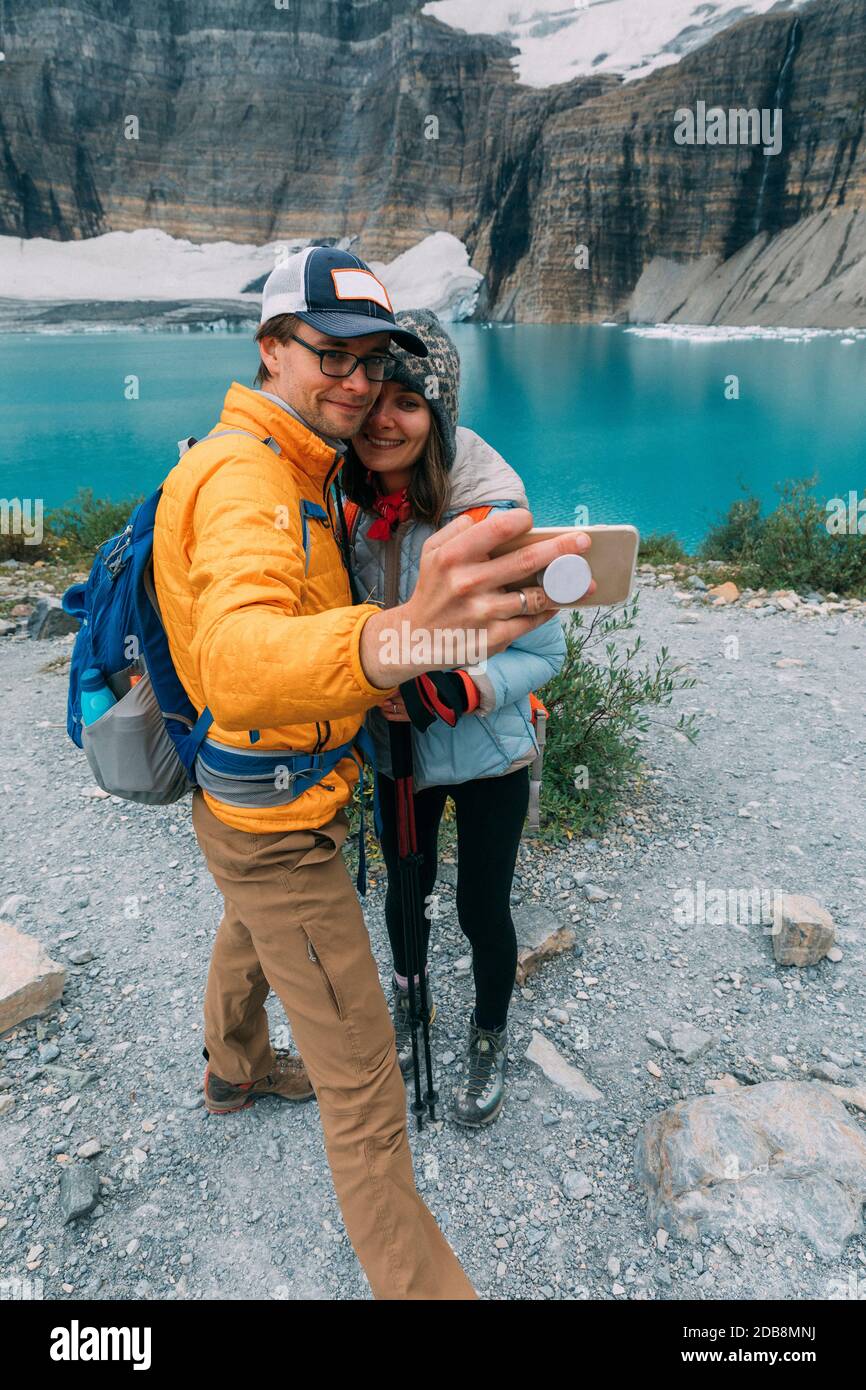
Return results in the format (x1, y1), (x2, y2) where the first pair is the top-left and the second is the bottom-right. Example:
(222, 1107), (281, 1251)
(563, 1170), (593, 1200)
(59, 1164), (100, 1223)
(514, 904), (575, 986)
(771, 894), (835, 966)
(809, 1061), (844, 1084)
(668, 1024), (714, 1064)
(823, 1049), (852, 1069)
(0, 921), (65, 1032)
(709, 581), (740, 604)
(525, 1032), (602, 1101)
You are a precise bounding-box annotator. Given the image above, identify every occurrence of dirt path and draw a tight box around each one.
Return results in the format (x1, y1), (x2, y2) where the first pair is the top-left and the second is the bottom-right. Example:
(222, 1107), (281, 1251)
(1, 572), (864, 1300)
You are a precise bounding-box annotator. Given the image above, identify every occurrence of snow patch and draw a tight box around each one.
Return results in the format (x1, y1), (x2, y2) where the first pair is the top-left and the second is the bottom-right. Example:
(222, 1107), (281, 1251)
(1, 229), (284, 302)
(0, 228), (483, 325)
(371, 232), (483, 321)
(423, 0), (811, 88)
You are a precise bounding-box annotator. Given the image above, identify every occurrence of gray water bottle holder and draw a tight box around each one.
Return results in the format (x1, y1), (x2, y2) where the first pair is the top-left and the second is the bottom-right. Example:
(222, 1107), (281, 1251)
(81, 670), (194, 805)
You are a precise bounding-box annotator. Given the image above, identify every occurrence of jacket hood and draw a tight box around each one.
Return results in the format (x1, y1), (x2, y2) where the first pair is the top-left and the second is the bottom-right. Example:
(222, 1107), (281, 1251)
(445, 427), (528, 513)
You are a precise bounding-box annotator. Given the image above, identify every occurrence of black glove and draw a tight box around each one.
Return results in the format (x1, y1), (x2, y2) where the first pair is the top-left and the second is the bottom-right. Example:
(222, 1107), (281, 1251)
(399, 671), (476, 731)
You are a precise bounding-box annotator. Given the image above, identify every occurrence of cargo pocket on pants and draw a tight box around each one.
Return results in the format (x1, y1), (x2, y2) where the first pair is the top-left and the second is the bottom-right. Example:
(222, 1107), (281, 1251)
(302, 928), (345, 1022)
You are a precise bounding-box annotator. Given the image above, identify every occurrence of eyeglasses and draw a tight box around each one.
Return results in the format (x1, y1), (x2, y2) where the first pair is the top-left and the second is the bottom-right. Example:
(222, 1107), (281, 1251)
(286, 331), (396, 382)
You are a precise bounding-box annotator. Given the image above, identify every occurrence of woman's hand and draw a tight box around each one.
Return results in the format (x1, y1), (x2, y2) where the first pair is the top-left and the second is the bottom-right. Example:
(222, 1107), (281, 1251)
(379, 692), (411, 722)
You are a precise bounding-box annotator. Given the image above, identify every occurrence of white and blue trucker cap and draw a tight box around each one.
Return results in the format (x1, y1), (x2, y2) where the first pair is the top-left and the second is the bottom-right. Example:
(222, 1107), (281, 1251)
(260, 246), (428, 357)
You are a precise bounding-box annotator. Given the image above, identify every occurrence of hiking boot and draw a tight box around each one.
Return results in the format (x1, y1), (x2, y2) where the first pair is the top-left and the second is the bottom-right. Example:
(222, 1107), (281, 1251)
(451, 1018), (508, 1126)
(204, 1050), (315, 1114)
(392, 975), (436, 1078)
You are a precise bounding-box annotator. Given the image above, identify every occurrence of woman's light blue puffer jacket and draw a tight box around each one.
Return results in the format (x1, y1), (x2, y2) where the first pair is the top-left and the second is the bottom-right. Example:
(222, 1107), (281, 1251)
(349, 426), (566, 791)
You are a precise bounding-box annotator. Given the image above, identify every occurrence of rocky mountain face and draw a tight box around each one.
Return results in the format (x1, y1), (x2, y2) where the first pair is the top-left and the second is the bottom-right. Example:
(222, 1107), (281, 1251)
(1, 0), (863, 324)
(497, 0), (866, 324)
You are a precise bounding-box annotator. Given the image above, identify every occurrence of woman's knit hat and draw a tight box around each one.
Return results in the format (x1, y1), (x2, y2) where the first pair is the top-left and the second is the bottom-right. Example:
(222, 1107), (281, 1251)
(387, 309), (461, 469)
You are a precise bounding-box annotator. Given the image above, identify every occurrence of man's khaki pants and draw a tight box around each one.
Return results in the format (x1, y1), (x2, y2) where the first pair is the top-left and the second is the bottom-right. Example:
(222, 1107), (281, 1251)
(191, 788), (475, 1300)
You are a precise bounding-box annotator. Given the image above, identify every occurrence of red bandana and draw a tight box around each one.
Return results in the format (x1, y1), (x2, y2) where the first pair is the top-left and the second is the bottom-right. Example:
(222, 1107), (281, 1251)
(366, 487), (412, 541)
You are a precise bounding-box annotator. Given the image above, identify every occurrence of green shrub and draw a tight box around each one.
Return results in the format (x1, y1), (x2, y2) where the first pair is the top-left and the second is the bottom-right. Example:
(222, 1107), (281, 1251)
(46, 489), (144, 563)
(536, 599), (698, 840)
(0, 489), (143, 566)
(700, 495), (763, 566)
(638, 531), (687, 566)
(700, 478), (866, 596)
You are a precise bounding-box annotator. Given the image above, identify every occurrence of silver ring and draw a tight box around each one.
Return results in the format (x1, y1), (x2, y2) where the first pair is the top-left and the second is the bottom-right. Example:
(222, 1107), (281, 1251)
(517, 589), (528, 616)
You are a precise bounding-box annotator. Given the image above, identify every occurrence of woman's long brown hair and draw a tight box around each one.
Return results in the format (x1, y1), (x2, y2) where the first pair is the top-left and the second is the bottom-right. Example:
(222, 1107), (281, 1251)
(339, 410), (452, 527)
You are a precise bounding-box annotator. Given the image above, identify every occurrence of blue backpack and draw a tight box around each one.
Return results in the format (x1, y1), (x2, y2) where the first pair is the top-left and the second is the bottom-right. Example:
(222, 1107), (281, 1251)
(61, 428), (378, 891)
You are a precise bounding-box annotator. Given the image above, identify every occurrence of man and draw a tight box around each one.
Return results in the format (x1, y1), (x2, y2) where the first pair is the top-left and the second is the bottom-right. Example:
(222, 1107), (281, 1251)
(153, 245), (589, 1299)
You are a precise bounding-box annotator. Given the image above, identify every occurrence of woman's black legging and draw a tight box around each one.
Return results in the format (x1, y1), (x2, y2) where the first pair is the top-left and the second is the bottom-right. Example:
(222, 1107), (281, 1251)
(377, 764), (529, 1031)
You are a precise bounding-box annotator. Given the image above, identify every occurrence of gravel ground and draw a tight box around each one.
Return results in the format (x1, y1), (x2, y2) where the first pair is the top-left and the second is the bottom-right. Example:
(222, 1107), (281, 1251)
(1, 570), (865, 1301)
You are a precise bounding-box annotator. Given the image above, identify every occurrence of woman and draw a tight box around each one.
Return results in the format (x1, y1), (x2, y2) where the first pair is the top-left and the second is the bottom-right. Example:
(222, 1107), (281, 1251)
(341, 309), (565, 1127)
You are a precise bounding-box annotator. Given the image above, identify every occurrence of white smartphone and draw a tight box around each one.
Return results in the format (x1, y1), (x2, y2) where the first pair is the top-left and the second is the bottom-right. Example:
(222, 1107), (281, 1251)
(490, 524), (640, 607)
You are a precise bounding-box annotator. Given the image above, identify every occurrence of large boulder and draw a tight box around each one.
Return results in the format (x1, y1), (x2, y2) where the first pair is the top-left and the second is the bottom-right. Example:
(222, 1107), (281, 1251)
(635, 1081), (866, 1258)
(27, 597), (79, 639)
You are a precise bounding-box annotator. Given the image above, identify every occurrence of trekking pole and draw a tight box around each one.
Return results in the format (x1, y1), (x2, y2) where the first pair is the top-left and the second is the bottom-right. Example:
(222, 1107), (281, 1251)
(388, 719), (439, 1127)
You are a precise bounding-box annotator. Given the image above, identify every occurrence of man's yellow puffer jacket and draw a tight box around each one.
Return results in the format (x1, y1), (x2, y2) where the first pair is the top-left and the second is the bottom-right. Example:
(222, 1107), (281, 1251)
(153, 381), (397, 834)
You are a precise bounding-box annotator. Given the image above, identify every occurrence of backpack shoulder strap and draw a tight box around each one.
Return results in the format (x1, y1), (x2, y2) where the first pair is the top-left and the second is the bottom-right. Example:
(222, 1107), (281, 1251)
(178, 429), (282, 460)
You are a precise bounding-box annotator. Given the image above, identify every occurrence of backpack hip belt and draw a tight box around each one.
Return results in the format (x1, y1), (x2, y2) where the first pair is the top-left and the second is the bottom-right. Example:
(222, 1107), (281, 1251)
(195, 725), (381, 895)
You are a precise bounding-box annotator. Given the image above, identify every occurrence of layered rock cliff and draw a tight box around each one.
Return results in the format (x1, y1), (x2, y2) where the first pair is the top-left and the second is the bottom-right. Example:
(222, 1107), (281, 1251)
(0, 0), (863, 324)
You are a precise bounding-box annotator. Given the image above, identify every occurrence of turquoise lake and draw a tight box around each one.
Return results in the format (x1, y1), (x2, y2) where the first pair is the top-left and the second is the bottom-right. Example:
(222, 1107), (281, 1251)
(1, 325), (864, 551)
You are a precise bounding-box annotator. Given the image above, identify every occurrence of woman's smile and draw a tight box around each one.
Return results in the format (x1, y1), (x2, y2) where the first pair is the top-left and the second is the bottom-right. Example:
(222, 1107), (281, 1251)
(362, 432), (407, 450)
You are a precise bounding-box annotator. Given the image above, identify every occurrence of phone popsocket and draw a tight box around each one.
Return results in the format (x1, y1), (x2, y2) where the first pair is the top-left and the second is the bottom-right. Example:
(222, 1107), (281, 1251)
(540, 553), (593, 604)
